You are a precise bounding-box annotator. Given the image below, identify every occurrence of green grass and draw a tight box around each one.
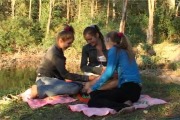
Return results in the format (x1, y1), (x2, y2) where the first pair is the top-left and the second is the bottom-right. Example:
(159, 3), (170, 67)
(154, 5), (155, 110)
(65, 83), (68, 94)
(0, 75), (180, 120)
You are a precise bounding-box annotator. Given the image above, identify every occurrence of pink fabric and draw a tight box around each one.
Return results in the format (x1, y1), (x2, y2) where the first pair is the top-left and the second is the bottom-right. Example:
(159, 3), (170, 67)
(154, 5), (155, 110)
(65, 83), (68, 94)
(69, 104), (116, 117)
(69, 95), (167, 117)
(20, 88), (77, 109)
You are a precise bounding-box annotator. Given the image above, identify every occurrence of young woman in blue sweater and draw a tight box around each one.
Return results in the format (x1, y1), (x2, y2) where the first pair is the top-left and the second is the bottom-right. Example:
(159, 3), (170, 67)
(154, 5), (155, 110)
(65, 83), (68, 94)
(86, 31), (142, 113)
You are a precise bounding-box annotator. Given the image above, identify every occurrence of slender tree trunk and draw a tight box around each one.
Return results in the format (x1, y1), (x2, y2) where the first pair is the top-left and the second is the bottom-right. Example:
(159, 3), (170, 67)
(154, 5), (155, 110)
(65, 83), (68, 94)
(119, 0), (128, 33)
(29, 0), (32, 19)
(113, 0), (116, 19)
(95, 0), (98, 12)
(176, 1), (180, 17)
(11, 0), (15, 19)
(67, 0), (70, 22)
(78, 0), (81, 21)
(91, 0), (95, 20)
(147, 0), (155, 44)
(70, 0), (74, 20)
(106, 0), (110, 26)
(39, 0), (41, 21)
(46, 0), (54, 39)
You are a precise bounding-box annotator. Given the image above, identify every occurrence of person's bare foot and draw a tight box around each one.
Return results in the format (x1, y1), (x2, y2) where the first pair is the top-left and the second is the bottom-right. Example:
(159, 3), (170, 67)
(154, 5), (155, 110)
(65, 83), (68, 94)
(30, 85), (38, 99)
(118, 106), (135, 114)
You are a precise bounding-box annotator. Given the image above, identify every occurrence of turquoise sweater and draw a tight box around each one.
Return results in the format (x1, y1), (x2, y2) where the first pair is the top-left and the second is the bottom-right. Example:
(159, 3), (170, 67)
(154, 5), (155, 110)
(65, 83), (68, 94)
(91, 46), (142, 91)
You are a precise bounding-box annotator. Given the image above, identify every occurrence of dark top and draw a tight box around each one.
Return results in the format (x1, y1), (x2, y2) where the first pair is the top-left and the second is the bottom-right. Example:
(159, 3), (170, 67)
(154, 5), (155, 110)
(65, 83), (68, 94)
(37, 44), (88, 82)
(80, 43), (107, 75)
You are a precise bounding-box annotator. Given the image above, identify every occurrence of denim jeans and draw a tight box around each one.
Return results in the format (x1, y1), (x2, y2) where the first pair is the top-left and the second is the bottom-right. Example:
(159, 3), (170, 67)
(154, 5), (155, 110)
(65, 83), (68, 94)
(36, 77), (83, 98)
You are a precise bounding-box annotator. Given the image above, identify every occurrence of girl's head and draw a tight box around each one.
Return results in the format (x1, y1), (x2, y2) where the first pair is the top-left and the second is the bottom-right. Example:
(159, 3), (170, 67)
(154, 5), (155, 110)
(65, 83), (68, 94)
(105, 31), (134, 60)
(83, 25), (104, 46)
(56, 25), (75, 50)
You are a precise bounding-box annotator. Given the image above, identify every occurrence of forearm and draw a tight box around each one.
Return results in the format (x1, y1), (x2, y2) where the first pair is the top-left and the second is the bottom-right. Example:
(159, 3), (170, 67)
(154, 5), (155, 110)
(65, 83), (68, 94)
(64, 72), (89, 82)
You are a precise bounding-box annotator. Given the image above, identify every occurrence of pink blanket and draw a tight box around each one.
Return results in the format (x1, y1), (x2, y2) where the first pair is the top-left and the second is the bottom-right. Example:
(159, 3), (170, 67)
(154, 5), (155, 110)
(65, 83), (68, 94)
(20, 88), (77, 109)
(69, 95), (167, 117)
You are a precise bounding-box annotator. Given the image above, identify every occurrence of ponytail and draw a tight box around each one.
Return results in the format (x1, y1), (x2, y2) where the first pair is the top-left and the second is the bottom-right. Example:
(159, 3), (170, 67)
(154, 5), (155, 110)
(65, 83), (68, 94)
(105, 31), (135, 61)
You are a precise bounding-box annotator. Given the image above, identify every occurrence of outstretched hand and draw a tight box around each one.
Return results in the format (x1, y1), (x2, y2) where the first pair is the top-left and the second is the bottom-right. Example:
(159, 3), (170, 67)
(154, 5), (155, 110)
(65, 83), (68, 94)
(88, 75), (99, 81)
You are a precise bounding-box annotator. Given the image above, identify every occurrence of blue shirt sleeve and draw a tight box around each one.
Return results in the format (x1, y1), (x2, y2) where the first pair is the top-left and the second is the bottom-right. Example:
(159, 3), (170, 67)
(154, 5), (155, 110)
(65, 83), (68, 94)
(91, 47), (118, 91)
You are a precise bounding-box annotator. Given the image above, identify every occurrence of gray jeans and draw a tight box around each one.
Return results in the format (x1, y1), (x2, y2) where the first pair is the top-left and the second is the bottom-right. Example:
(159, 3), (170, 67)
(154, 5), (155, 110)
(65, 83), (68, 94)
(36, 77), (83, 99)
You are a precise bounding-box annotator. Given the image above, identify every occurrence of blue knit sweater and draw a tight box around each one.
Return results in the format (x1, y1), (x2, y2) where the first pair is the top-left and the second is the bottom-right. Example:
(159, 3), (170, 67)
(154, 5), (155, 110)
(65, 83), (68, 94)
(91, 46), (142, 91)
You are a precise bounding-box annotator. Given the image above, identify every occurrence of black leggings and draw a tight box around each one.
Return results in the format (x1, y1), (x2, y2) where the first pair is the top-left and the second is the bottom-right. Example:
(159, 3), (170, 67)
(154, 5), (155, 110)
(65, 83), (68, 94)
(88, 82), (141, 112)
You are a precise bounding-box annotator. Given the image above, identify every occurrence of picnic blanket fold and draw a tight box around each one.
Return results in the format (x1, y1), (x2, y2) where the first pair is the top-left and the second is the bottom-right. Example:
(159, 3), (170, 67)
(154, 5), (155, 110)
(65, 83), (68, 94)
(69, 95), (167, 117)
(20, 88), (77, 109)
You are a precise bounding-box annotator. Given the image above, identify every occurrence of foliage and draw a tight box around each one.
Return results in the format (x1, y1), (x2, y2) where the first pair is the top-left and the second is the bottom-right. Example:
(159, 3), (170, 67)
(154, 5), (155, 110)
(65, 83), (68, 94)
(0, 0), (179, 53)
(154, 0), (180, 43)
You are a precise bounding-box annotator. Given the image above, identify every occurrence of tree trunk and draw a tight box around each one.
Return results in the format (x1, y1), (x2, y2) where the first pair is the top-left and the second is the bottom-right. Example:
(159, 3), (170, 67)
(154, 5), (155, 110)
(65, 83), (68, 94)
(11, 0), (15, 19)
(70, 0), (74, 20)
(39, 0), (41, 21)
(29, 0), (32, 19)
(66, 0), (70, 22)
(91, 0), (95, 20)
(106, 0), (110, 26)
(147, 0), (155, 44)
(176, 1), (180, 17)
(46, 0), (54, 39)
(119, 0), (128, 33)
(78, 0), (81, 21)
(95, 0), (98, 13)
(113, 0), (116, 19)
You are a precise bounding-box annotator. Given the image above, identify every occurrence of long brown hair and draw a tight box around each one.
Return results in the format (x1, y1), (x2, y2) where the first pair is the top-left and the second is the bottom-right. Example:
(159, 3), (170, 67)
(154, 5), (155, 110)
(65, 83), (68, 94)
(105, 31), (135, 61)
(56, 24), (75, 42)
(83, 25), (104, 44)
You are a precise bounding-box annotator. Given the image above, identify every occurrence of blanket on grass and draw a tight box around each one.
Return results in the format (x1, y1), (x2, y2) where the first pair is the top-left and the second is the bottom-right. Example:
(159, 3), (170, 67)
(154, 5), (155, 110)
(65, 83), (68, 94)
(20, 89), (167, 117)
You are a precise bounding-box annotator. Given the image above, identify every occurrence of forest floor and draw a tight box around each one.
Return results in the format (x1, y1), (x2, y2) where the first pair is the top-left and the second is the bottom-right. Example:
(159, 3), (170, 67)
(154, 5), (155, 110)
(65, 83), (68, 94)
(0, 42), (180, 120)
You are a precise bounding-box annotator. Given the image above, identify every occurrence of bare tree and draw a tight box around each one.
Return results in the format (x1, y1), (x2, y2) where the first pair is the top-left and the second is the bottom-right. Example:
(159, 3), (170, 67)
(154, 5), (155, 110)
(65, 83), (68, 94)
(11, 0), (15, 19)
(176, 1), (180, 17)
(67, 0), (70, 22)
(95, 0), (98, 12)
(119, 0), (128, 33)
(106, 0), (110, 26)
(46, 0), (54, 38)
(39, 0), (41, 21)
(112, 0), (116, 19)
(29, 0), (32, 19)
(147, 0), (155, 44)
(91, 0), (95, 20)
(78, 0), (81, 21)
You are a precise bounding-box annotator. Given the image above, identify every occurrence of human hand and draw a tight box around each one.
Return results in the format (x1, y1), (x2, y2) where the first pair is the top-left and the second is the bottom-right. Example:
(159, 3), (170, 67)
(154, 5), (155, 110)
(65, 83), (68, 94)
(82, 82), (91, 93)
(101, 66), (106, 74)
(88, 75), (99, 81)
(87, 88), (92, 94)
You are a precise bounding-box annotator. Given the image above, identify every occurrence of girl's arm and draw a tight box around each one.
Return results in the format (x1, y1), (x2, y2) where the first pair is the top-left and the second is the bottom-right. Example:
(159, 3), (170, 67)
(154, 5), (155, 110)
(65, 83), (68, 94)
(91, 47), (118, 91)
(80, 46), (103, 74)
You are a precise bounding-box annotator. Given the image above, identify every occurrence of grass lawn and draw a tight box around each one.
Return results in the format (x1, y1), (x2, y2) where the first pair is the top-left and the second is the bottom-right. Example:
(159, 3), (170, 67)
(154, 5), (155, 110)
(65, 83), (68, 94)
(0, 75), (180, 120)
